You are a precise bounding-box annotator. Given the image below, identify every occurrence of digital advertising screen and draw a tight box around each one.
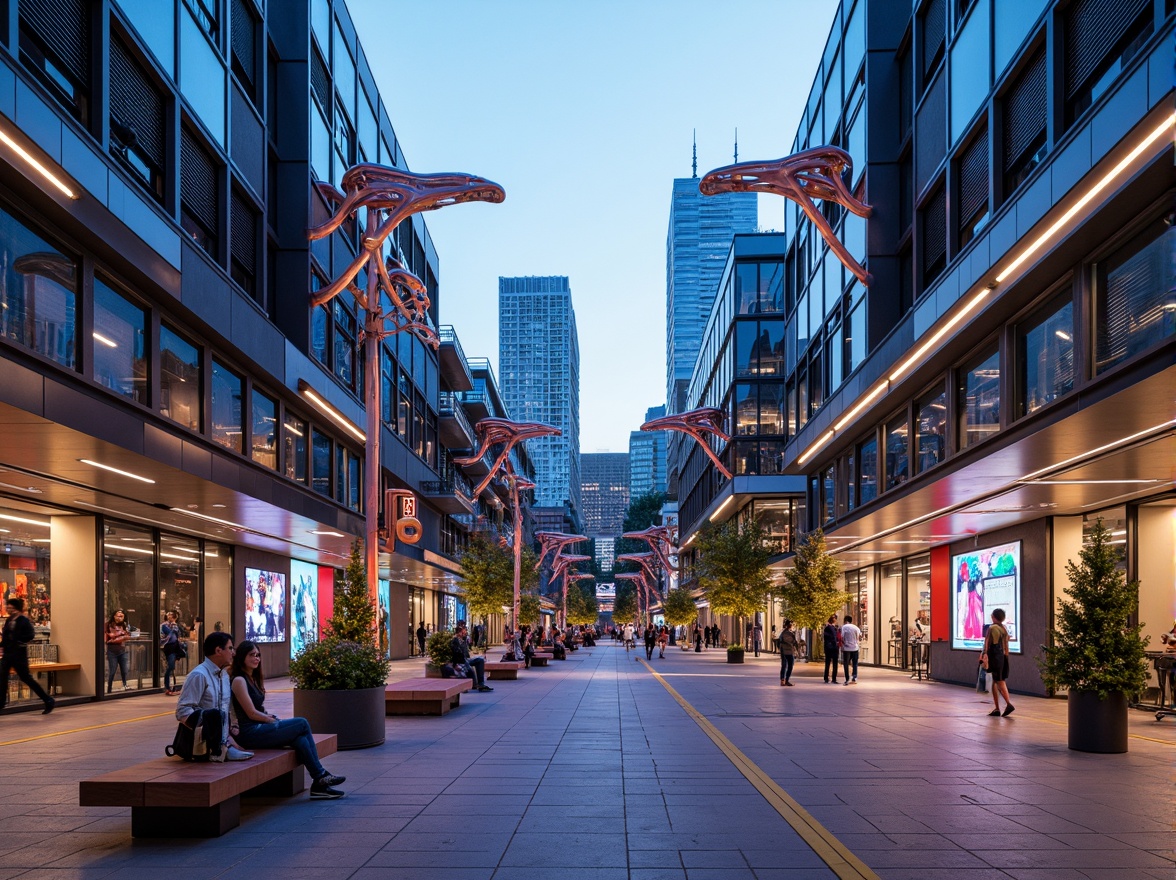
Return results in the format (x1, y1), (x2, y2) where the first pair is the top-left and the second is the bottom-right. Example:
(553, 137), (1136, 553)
(952, 541), (1021, 653)
(245, 567), (287, 643)
(289, 560), (319, 657)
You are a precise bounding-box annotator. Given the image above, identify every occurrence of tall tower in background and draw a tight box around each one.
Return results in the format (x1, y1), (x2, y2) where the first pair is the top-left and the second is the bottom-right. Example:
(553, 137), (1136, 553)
(580, 453), (630, 535)
(666, 138), (757, 413)
(499, 276), (581, 528)
(629, 404), (668, 497)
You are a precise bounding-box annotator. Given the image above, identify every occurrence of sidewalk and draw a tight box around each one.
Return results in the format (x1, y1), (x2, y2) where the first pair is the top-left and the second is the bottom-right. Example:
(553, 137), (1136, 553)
(0, 643), (1169, 879)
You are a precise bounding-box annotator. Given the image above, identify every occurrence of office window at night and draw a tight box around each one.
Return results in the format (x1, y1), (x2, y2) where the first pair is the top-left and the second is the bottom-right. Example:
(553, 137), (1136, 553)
(759, 383), (785, 436)
(921, 184), (947, 288)
(736, 263), (759, 314)
(348, 450), (361, 512)
(735, 383), (757, 435)
(334, 444), (346, 504)
(283, 414), (307, 484)
(230, 188), (259, 300)
(735, 322), (758, 378)
(857, 436), (878, 505)
(1064, 0), (1153, 126)
(957, 127), (989, 248)
(734, 441), (758, 476)
(250, 390), (277, 470)
(915, 385), (947, 474)
(846, 448), (857, 511)
(1094, 222), (1175, 374)
(1002, 46), (1047, 198)
(211, 360), (243, 453)
(160, 325), (200, 430)
(959, 346), (1000, 448)
(885, 413), (909, 490)
(312, 429), (331, 496)
(181, 127), (220, 259)
(332, 295), (356, 390)
(1018, 293), (1074, 416)
(822, 467), (835, 524)
(93, 279), (147, 403)
(109, 34), (166, 203)
(18, 0), (91, 126)
(757, 321), (785, 377)
(760, 262), (784, 313)
(0, 208), (77, 370)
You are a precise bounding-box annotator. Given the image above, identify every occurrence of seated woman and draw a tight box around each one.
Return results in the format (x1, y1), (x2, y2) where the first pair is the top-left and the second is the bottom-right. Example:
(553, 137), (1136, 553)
(229, 640), (347, 800)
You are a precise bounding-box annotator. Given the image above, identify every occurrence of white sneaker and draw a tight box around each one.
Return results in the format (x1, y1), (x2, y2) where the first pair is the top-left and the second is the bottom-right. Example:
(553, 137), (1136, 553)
(225, 747), (254, 761)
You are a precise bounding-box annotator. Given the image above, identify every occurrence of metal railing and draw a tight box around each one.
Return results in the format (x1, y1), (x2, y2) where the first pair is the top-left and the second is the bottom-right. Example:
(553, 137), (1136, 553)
(439, 391), (475, 443)
(420, 470), (474, 499)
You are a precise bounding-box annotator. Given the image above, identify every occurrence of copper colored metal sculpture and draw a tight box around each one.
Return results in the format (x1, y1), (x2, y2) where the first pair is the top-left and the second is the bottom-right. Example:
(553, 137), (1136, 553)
(550, 553), (592, 628)
(535, 531), (588, 573)
(614, 571), (657, 625)
(641, 406), (733, 481)
(455, 418), (556, 627)
(622, 525), (680, 575)
(309, 163), (504, 614)
(699, 146), (872, 285)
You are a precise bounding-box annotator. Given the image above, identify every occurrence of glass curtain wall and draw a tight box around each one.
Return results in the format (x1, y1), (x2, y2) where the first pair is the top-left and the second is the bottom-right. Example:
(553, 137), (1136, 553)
(158, 533), (201, 689)
(844, 567), (874, 664)
(905, 554), (931, 669)
(102, 522), (155, 692)
(880, 561), (903, 667)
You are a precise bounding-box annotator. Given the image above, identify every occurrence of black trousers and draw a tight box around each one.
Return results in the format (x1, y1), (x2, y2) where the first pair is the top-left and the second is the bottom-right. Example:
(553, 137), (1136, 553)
(824, 648), (840, 681)
(0, 651), (52, 708)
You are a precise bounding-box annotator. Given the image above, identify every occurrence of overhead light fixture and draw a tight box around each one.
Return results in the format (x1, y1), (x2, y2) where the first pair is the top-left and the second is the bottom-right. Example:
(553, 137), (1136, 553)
(92, 332), (118, 348)
(1018, 420), (1176, 483)
(1055, 329), (1072, 341)
(311, 529), (346, 537)
(0, 513), (50, 528)
(0, 480), (43, 494)
(105, 542), (154, 555)
(79, 459), (156, 484)
(169, 508), (247, 530)
(1027, 479), (1162, 485)
(708, 495), (734, 522)
(298, 380), (365, 443)
(995, 111), (1176, 284)
(888, 287), (992, 384)
(0, 125), (78, 199)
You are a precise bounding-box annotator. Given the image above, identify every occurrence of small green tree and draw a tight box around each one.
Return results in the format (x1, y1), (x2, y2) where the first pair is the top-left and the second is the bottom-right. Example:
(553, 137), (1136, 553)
(518, 591), (542, 628)
(566, 580), (599, 626)
(1039, 519), (1150, 700)
(696, 519), (777, 650)
(779, 530), (848, 657)
(458, 535), (514, 628)
(615, 491), (667, 562)
(612, 580), (639, 623)
(326, 541), (376, 644)
(661, 587), (699, 628)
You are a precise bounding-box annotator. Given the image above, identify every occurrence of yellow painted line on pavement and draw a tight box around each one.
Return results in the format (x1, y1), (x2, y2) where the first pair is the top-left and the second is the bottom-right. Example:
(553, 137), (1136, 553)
(983, 709), (1175, 746)
(640, 659), (879, 880)
(0, 711), (173, 747)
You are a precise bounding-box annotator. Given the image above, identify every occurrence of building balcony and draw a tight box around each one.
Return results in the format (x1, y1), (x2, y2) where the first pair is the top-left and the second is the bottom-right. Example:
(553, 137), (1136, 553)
(438, 391), (475, 450)
(460, 388), (490, 423)
(438, 326), (474, 392)
(420, 472), (476, 515)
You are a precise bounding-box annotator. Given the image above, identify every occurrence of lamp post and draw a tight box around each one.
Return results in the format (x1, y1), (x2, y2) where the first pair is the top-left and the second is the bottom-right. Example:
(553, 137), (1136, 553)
(455, 418), (560, 628)
(536, 531), (588, 629)
(550, 553), (592, 628)
(308, 164), (504, 612)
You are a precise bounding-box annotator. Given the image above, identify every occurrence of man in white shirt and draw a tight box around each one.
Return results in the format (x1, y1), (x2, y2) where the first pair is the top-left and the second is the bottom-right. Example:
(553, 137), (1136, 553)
(175, 631), (253, 761)
(840, 615), (863, 685)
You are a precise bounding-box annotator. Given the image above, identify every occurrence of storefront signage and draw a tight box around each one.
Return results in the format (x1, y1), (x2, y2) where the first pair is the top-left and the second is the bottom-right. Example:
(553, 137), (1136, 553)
(951, 541), (1021, 653)
(245, 567), (287, 643)
(290, 560), (318, 658)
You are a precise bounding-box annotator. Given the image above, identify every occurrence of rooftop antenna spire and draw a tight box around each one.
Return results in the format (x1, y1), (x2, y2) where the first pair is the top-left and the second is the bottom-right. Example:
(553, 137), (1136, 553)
(734, 128), (739, 163)
(692, 129), (697, 179)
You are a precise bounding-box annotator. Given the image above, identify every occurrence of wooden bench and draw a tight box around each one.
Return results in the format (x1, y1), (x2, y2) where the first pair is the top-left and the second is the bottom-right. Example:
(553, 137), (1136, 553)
(79, 733), (337, 838)
(484, 660), (524, 680)
(27, 662), (82, 695)
(530, 652), (553, 667)
(385, 678), (472, 715)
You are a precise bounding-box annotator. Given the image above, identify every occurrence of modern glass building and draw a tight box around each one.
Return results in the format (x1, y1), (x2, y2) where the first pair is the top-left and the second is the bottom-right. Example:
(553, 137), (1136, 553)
(676, 0), (1174, 695)
(581, 452), (630, 536)
(0, 0), (508, 706)
(629, 404), (668, 498)
(498, 275), (582, 528)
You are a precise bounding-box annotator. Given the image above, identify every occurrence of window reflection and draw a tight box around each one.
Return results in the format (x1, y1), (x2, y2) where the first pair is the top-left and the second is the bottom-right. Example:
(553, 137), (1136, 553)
(211, 360), (243, 452)
(1094, 222), (1174, 375)
(251, 391), (277, 469)
(858, 437), (878, 504)
(959, 347), (1000, 448)
(915, 386), (947, 474)
(885, 414), (909, 490)
(0, 208), (76, 368)
(283, 414), (307, 483)
(93, 279), (146, 403)
(312, 428), (331, 496)
(160, 325), (200, 430)
(1019, 294), (1074, 416)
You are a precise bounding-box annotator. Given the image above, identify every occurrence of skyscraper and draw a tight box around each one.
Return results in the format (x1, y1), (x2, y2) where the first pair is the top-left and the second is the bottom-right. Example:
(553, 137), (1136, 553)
(499, 276), (581, 525)
(629, 405), (668, 498)
(580, 453), (630, 536)
(666, 150), (757, 414)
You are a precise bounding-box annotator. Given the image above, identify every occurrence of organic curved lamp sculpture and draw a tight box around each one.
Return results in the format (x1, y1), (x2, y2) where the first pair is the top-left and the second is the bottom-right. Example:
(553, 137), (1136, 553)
(641, 406), (733, 480)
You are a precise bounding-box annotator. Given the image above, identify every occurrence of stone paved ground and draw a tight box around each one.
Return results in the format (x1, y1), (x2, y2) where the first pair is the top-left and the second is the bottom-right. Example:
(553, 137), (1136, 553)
(0, 641), (1171, 879)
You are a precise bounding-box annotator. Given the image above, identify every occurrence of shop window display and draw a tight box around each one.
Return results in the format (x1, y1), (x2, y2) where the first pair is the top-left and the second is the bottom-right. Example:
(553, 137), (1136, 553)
(102, 522), (155, 692)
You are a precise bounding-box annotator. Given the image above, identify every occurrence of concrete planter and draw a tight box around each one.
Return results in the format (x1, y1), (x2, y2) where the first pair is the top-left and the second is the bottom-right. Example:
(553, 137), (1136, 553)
(292, 685), (386, 750)
(1067, 690), (1128, 753)
(424, 663), (443, 679)
(726, 651), (745, 664)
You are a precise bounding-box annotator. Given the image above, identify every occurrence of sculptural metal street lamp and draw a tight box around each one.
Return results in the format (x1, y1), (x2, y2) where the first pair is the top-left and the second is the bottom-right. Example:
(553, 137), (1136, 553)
(622, 524), (680, 576)
(614, 571), (654, 626)
(641, 407), (733, 481)
(308, 164), (504, 612)
(455, 418), (559, 628)
(550, 552), (591, 628)
(699, 146), (872, 285)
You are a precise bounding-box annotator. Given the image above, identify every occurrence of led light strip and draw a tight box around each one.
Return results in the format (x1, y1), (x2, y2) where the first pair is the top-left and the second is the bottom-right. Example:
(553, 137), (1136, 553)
(79, 459), (156, 484)
(298, 381), (366, 443)
(795, 112), (1175, 471)
(0, 127), (78, 199)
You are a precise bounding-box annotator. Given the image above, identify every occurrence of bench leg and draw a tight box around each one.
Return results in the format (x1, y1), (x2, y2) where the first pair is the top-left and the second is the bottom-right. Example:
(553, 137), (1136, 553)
(131, 797), (240, 838)
(386, 699), (445, 715)
(246, 767), (306, 798)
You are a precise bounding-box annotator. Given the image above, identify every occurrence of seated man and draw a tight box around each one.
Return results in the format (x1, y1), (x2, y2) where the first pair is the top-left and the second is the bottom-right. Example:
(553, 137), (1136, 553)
(176, 631), (253, 761)
(450, 623), (492, 692)
(551, 633), (567, 660)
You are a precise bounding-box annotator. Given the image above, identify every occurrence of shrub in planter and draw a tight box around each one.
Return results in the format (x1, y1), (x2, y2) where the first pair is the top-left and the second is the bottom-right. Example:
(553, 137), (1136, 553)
(726, 645), (745, 664)
(1038, 519), (1149, 753)
(426, 630), (454, 669)
(289, 639), (389, 691)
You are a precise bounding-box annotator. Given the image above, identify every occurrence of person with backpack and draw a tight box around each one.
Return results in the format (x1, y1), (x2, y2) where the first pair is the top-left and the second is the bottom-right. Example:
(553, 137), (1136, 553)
(981, 608), (1014, 717)
(175, 632), (253, 761)
(0, 598), (53, 713)
(229, 640), (346, 798)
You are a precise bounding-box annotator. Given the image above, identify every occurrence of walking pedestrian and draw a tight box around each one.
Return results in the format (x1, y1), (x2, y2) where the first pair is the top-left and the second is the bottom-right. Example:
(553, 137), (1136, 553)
(769, 624), (777, 654)
(840, 614), (862, 684)
(0, 598), (54, 713)
(104, 609), (131, 693)
(657, 626), (668, 658)
(822, 615), (841, 683)
(643, 624), (656, 661)
(778, 619), (798, 686)
(982, 608), (1014, 717)
(751, 620), (763, 657)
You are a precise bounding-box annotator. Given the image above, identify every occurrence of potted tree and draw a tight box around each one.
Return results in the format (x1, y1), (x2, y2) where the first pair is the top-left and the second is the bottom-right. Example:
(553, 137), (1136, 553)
(290, 542), (390, 749)
(1038, 519), (1149, 753)
(458, 534), (515, 651)
(695, 519), (777, 665)
(778, 530), (849, 663)
(424, 629), (454, 677)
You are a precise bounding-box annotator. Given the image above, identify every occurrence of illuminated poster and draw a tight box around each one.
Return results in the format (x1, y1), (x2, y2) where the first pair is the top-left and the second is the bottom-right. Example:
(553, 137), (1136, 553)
(378, 578), (391, 659)
(245, 567), (287, 643)
(290, 560), (319, 657)
(952, 541), (1021, 653)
